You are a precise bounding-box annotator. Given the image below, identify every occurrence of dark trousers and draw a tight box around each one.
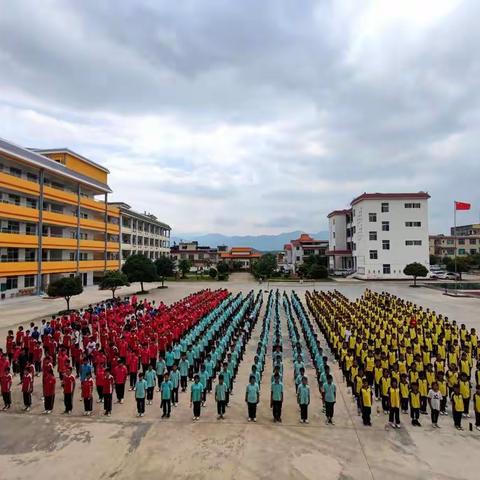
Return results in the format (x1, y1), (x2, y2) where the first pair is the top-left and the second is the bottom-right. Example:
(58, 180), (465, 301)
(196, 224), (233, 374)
(162, 399), (171, 416)
(115, 383), (125, 401)
(389, 407), (400, 424)
(202, 389), (207, 403)
(129, 373), (137, 388)
(453, 410), (462, 427)
(172, 387), (179, 404)
(157, 375), (163, 388)
(23, 392), (32, 408)
(411, 408), (420, 422)
(401, 398), (409, 411)
(431, 408), (439, 424)
(366, 371), (374, 386)
(463, 398), (470, 415)
(193, 401), (201, 417)
(147, 387), (154, 401)
(2, 392), (12, 406)
(420, 396), (427, 413)
(225, 390), (230, 406)
(475, 411), (480, 427)
(381, 396), (389, 412)
(84, 397), (93, 412)
(136, 397), (145, 414)
(207, 377), (212, 392)
(104, 393), (113, 413)
(181, 376), (188, 391)
(272, 400), (282, 420)
(35, 361), (41, 373)
(217, 400), (226, 416)
(300, 404), (308, 421)
(44, 395), (55, 411)
(188, 366), (194, 380)
(64, 392), (73, 412)
(440, 397), (447, 413)
(248, 402), (257, 419)
(362, 406), (371, 425)
(97, 386), (104, 401)
(326, 401), (335, 420)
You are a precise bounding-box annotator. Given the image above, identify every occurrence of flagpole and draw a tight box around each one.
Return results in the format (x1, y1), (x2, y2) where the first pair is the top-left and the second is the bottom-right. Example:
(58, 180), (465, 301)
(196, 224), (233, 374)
(454, 201), (457, 295)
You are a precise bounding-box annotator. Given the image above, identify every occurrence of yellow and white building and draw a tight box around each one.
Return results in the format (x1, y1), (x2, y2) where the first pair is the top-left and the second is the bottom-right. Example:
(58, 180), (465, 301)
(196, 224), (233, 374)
(0, 138), (121, 298)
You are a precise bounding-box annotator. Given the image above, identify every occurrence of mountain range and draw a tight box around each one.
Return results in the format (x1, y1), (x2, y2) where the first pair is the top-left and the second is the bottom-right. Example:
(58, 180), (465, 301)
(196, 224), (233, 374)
(170, 230), (329, 252)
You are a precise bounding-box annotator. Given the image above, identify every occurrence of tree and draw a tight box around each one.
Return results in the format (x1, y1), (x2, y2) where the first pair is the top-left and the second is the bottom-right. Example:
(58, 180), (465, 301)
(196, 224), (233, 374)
(403, 262), (429, 287)
(253, 253), (277, 279)
(217, 261), (230, 275)
(309, 263), (328, 279)
(429, 254), (440, 265)
(446, 257), (471, 279)
(209, 267), (217, 279)
(178, 259), (192, 278)
(99, 270), (129, 298)
(122, 254), (157, 292)
(155, 256), (174, 287)
(47, 276), (83, 311)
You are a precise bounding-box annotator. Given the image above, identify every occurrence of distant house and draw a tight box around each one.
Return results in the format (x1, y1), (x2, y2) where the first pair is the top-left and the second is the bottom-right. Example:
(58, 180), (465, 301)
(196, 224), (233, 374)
(170, 241), (226, 270)
(283, 233), (328, 274)
(219, 247), (262, 270)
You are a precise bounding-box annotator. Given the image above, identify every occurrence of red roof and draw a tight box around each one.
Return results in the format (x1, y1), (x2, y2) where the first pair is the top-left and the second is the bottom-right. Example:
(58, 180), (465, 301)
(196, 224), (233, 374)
(327, 209), (351, 218)
(350, 192), (430, 206)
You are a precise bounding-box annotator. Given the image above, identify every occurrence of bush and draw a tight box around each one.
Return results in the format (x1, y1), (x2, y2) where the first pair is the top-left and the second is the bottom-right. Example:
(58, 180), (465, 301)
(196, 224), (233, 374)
(217, 273), (229, 281)
(209, 268), (217, 279)
(309, 264), (328, 279)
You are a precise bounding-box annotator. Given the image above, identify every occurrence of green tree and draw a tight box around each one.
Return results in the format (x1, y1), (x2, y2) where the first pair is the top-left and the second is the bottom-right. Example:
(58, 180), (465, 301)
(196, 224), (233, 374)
(403, 262), (429, 287)
(217, 261), (230, 275)
(47, 276), (83, 311)
(155, 256), (175, 287)
(446, 257), (471, 279)
(209, 267), (217, 279)
(309, 263), (328, 279)
(122, 254), (157, 292)
(178, 259), (192, 278)
(99, 270), (129, 298)
(253, 253), (277, 279)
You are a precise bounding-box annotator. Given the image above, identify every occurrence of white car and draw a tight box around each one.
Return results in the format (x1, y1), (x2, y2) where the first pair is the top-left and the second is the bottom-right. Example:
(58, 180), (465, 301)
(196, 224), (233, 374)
(435, 271), (460, 280)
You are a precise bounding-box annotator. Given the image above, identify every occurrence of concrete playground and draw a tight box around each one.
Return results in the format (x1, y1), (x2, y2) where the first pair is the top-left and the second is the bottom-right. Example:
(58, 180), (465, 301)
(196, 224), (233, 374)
(1, 274), (480, 480)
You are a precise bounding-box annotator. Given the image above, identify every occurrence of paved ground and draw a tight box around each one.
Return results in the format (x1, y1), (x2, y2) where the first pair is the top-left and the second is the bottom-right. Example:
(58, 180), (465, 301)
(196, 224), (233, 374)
(1, 273), (480, 479)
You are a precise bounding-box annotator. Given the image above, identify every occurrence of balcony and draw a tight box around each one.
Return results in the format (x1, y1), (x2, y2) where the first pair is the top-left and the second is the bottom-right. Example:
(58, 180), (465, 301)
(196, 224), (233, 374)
(0, 259), (120, 276)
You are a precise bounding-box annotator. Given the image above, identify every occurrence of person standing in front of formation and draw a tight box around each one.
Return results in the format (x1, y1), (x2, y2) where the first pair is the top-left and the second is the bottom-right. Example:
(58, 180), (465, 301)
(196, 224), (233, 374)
(215, 373), (227, 420)
(270, 372), (283, 423)
(323, 375), (336, 425)
(1, 366), (12, 410)
(82, 371), (94, 416)
(43, 367), (56, 414)
(161, 372), (173, 418)
(135, 372), (148, 417)
(103, 368), (114, 416)
(297, 376), (311, 424)
(22, 366), (33, 411)
(427, 381), (442, 429)
(245, 375), (259, 422)
(62, 367), (76, 414)
(191, 374), (204, 421)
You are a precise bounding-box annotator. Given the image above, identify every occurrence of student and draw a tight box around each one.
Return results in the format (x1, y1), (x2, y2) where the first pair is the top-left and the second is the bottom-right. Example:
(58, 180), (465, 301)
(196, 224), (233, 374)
(96, 363), (105, 403)
(155, 356), (166, 392)
(220, 363), (231, 406)
(135, 372), (147, 417)
(127, 351), (139, 391)
(113, 360), (128, 404)
(474, 384), (480, 432)
(170, 364), (180, 406)
(160, 373), (173, 418)
(388, 378), (401, 428)
(380, 369), (391, 414)
(245, 375), (259, 422)
(191, 374), (204, 421)
(399, 374), (409, 414)
(459, 372), (471, 418)
(43, 367), (56, 414)
(297, 376), (311, 424)
(199, 365), (208, 407)
(418, 371), (428, 415)
(270, 372), (283, 422)
(427, 381), (442, 428)
(451, 384), (464, 430)
(145, 365), (156, 405)
(323, 374), (336, 425)
(81, 371), (94, 416)
(215, 374), (227, 420)
(179, 354), (189, 392)
(409, 382), (421, 426)
(1, 367), (12, 410)
(295, 367), (305, 393)
(22, 367), (33, 411)
(103, 368), (114, 416)
(62, 367), (76, 414)
(360, 378), (372, 426)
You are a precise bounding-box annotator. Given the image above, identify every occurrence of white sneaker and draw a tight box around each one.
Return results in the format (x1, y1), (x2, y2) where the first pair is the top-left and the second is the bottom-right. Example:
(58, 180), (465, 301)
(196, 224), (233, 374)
(248, 418), (252, 422)
(304, 419), (309, 424)
(253, 418), (257, 422)
(476, 426), (480, 431)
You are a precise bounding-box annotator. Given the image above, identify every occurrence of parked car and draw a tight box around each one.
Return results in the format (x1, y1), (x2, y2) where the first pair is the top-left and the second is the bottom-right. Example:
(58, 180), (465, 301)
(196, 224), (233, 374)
(434, 271), (461, 280)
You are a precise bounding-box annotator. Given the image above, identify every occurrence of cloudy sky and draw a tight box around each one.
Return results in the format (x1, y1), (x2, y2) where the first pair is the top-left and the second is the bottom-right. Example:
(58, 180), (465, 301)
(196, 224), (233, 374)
(0, 0), (479, 235)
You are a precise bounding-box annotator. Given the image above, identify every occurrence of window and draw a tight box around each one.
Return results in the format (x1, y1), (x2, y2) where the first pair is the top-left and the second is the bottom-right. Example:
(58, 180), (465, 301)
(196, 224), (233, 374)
(405, 240), (422, 246)
(296, 256), (300, 261)
(405, 203), (421, 208)
(26, 197), (37, 209)
(458, 239), (465, 245)
(447, 239), (454, 245)
(369, 231), (377, 241)
(405, 221), (421, 227)
(24, 249), (36, 261)
(7, 248), (18, 261)
(381, 203), (389, 213)
(9, 167), (22, 178)
(383, 264), (391, 274)
(382, 240), (390, 250)
(9, 194), (20, 205)
(24, 275), (35, 288)
(470, 249), (477, 255)
(369, 213), (377, 222)
(458, 248), (466, 255)
(353, 243), (356, 251)
(7, 221), (19, 233)
(382, 221), (389, 231)
(25, 223), (36, 235)
(27, 172), (38, 182)
(6, 277), (18, 290)
(369, 250), (378, 260)
(469, 238), (477, 245)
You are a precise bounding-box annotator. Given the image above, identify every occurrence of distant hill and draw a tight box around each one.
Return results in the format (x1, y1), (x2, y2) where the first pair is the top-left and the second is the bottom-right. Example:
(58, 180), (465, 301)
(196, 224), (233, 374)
(170, 230), (329, 252)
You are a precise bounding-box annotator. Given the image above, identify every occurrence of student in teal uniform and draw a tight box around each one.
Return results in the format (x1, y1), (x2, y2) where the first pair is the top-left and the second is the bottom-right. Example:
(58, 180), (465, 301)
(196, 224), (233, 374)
(135, 372), (147, 417)
(295, 367), (306, 393)
(199, 365), (208, 406)
(155, 356), (166, 391)
(160, 373), (172, 418)
(170, 364), (180, 406)
(215, 374), (227, 420)
(323, 374), (336, 425)
(190, 374), (204, 421)
(165, 347), (174, 373)
(297, 376), (311, 424)
(245, 375), (260, 422)
(204, 354), (214, 392)
(179, 354), (189, 392)
(220, 363), (231, 406)
(271, 372), (284, 422)
(145, 365), (156, 405)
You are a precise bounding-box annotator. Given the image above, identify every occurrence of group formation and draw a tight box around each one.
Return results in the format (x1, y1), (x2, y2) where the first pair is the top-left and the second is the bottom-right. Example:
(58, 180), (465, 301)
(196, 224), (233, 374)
(307, 289), (480, 431)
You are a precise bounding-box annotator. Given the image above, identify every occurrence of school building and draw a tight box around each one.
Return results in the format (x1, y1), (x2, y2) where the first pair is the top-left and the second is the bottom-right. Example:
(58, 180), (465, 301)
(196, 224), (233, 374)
(219, 247), (262, 269)
(283, 233), (328, 275)
(327, 192), (430, 279)
(429, 234), (480, 258)
(170, 241), (226, 270)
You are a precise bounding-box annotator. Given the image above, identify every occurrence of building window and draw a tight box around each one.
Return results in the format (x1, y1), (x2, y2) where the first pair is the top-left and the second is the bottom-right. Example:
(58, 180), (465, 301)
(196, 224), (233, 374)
(369, 250), (378, 260)
(25, 223), (36, 235)
(26, 198), (37, 209)
(24, 275), (35, 288)
(469, 238), (477, 244)
(405, 203), (421, 208)
(405, 240), (422, 246)
(369, 213), (377, 222)
(6, 277), (18, 290)
(7, 221), (20, 233)
(24, 249), (36, 261)
(9, 194), (20, 205)
(470, 249), (477, 255)
(27, 172), (38, 182)
(446, 239), (454, 245)
(405, 221), (421, 227)
(381, 203), (389, 213)
(458, 248), (466, 255)
(9, 167), (22, 178)
(458, 239), (465, 245)
(382, 221), (389, 232)
(6, 248), (19, 261)
(369, 231), (377, 241)
(382, 240), (390, 250)
(383, 264), (391, 274)
(296, 256), (300, 261)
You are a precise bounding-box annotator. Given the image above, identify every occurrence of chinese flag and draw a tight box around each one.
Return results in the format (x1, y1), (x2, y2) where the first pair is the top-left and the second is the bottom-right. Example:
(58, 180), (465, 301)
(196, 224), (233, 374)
(455, 201), (471, 210)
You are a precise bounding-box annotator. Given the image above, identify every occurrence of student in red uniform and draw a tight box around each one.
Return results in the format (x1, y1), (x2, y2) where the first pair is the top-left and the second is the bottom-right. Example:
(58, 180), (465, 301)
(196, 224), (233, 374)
(113, 360), (128, 404)
(96, 363), (105, 403)
(127, 351), (139, 391)
(22, 367), (34, 411)
(62, 367), (76, 414)
(103, 368), (114, 416)
(1, 366), (13, 410)
(43, 367), (56, 414)
(82, 371), (94, 416)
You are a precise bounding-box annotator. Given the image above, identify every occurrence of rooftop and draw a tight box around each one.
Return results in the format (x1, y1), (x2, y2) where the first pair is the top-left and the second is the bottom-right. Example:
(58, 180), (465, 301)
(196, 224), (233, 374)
(350, 191), (430, 206)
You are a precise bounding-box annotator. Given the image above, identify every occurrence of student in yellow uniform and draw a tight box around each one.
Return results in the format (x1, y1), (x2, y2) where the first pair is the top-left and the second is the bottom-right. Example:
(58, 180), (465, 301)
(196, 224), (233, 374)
(399, 374), (410, 414)
(388, 378), (401, 428)
(409, 382), (421, 427)
(459, 372), (471, 418)
(474, 384), (480, 432)
(436, 371), (448, 416)
(451, 384), (464, 430)
(360, 379), (372, 426)
(380, 369), (391, 414)
(418, 371), (428, 415)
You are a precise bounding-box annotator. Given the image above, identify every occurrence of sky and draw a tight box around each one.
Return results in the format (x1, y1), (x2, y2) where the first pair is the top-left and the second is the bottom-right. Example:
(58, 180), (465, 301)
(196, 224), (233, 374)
(0, 0), (479, 236)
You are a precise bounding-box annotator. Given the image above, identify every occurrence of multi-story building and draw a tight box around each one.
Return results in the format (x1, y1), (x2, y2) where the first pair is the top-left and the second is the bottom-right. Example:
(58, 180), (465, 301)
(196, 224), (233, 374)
(327, 192), (430, 279)
(170, 241), (223, 270)
(0, 139), (121, 298)
(429, 234), (480, 258)
(219, 247), (262, 269)
(450, 224), (480, 236)
(109, 202), (170, 262)
(283, 233), (328, 274)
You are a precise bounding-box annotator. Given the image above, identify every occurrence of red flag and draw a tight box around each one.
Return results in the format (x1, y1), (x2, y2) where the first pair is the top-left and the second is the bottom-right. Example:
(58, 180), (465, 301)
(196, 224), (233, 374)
(455, 201), (471, 211)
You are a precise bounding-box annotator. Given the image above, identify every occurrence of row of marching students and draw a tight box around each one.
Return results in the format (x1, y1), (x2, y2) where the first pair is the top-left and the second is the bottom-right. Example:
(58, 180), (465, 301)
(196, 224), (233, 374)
(306, 289), (480, 431)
